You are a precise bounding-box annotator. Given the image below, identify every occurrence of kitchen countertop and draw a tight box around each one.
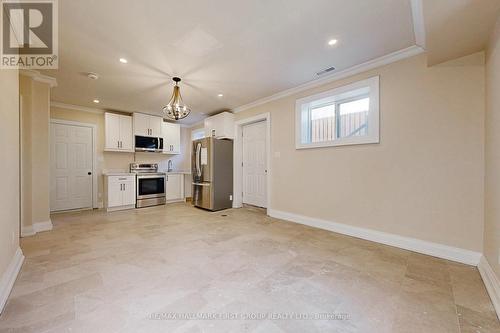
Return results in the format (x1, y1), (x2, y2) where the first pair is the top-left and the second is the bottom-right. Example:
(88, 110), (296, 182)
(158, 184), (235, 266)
(164, 171), (191, 175)
(103, 171), (191, 176)
(103, 172), (135, 176)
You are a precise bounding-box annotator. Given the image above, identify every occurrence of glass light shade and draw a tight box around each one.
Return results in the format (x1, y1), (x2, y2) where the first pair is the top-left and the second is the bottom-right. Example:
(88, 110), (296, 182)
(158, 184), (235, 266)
(162, 78), (191, 120)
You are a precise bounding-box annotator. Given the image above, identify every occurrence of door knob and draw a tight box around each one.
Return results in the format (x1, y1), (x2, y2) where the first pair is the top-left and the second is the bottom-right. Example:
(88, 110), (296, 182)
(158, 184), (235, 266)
(88, 172), (92, 175)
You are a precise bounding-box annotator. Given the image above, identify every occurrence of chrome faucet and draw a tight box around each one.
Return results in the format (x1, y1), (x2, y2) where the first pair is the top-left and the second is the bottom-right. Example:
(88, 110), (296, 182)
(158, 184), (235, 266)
(167, 160), (173, 172)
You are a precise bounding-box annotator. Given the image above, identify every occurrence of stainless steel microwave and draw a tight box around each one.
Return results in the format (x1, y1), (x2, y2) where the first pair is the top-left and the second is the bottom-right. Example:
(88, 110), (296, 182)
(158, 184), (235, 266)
(135, 136), (163, 153)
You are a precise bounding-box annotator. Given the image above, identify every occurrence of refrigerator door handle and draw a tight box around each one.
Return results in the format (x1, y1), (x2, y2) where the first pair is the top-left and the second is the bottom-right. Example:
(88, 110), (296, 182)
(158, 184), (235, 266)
(192, 182), (210, 186)
(195, 142), (202, 177)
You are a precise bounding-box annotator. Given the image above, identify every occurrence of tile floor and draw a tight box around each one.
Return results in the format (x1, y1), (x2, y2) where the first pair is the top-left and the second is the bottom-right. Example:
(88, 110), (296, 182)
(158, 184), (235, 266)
(0, 203), (498, 332)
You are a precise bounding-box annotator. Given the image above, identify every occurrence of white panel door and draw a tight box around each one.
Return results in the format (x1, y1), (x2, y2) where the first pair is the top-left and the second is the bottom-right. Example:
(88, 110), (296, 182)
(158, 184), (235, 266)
(242, 121), (267, 208)
(50, 123), (93, 211)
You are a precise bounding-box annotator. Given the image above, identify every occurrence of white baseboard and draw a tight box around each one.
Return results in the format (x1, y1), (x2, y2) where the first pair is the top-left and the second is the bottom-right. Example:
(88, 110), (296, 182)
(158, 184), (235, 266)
(33, 219), (53, 233)
(478, 256), (500, 319)
(20, 226), (35, 237)
(268, 209), (482, 266)
(0, 248), (24, 313)
(21, 219), (53, 238)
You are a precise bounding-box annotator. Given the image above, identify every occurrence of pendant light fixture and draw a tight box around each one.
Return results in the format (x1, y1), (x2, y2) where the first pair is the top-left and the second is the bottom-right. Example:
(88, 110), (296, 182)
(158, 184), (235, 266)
(163, 77), (191, 120)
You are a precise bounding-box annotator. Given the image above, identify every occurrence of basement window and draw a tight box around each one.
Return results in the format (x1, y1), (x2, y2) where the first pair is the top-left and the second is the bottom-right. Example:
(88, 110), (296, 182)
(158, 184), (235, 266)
(191, 128), (205, 141)
(295, 76), (379, 149)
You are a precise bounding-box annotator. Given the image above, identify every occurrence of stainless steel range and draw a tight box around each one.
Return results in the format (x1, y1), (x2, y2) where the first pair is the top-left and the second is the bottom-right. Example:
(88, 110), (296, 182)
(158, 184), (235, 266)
(130, 163), (166, 208)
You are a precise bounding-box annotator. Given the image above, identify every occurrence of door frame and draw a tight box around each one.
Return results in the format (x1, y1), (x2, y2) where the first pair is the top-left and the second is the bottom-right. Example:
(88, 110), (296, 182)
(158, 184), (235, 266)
(50, 118), (98, 210)
(233, 113), (271, 210)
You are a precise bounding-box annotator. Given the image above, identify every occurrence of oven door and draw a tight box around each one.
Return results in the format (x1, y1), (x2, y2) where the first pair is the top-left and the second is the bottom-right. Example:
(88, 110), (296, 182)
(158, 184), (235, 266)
(136, 175), (165, 199)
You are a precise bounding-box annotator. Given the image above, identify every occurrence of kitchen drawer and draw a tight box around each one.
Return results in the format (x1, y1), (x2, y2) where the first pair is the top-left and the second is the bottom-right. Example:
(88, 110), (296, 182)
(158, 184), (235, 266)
(108, 175), (135, 183)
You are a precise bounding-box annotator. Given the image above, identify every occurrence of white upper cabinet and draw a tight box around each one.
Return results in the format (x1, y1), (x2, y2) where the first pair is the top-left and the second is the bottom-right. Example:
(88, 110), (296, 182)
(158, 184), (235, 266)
(150, 116), (163, 137)
(162, 121), (181, 154)
(133, 113), (162, 137)
(204, 112), (235, 139)
(133, 113), (150, 136)
(104, 113), (133, 152)
(119, 115), (133, 150)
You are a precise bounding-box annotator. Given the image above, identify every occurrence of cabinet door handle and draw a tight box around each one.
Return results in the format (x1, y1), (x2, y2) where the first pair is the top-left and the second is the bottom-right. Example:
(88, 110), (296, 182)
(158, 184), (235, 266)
(123, 183), (125, 191)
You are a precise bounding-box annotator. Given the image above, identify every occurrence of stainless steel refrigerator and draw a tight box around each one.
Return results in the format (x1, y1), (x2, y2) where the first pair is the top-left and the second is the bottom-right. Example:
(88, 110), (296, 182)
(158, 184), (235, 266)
(192, 137), (233, 211)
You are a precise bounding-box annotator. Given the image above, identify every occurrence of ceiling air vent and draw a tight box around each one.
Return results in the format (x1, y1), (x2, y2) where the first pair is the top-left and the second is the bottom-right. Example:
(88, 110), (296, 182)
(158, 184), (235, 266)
(316, 66), (336, 76)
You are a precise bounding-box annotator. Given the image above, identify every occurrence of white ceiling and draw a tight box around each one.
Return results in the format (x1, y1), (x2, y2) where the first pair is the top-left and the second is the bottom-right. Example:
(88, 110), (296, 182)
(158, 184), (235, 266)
(423, 0), (500, 66)
(45, 0), (416, 125)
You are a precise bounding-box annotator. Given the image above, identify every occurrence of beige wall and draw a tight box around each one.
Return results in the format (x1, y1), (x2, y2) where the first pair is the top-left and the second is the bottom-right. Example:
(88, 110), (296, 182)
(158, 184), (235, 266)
(20, 76), (51, 230)
(50, 107), (192, 203)
(0, 69), (20, 280)
(236, 53), (485, 252)
(484, 16), (500, 275)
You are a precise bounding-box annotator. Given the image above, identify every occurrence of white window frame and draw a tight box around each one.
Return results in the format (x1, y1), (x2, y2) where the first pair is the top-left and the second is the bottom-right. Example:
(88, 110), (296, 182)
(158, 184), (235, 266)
(191, 128), (205, 141)
(295, 76), (379, 149)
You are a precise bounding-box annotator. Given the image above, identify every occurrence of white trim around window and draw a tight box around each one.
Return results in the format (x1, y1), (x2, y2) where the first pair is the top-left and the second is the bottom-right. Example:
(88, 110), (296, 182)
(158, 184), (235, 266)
(295, 76), (380, 149)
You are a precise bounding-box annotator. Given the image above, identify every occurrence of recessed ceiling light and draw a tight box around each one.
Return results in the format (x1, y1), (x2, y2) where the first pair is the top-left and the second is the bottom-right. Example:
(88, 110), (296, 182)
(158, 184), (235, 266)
(93, 99), (100, 104)
(217, 94), (223, 97)
(328, 39), (338, 46)
(119, 58), (128, 64)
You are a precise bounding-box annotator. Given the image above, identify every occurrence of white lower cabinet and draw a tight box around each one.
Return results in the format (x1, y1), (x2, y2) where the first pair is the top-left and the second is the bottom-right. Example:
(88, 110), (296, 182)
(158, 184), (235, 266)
(165, 174), (184, 202)
(104, 175), (136, 211)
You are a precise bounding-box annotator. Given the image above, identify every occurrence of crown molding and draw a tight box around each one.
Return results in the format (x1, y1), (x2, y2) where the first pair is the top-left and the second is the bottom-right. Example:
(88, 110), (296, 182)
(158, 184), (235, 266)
(410, 0), (426, 49)
(19, 69), (57, 87)
(50, 101), (106, 114)
(232, 45), (425, 113)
